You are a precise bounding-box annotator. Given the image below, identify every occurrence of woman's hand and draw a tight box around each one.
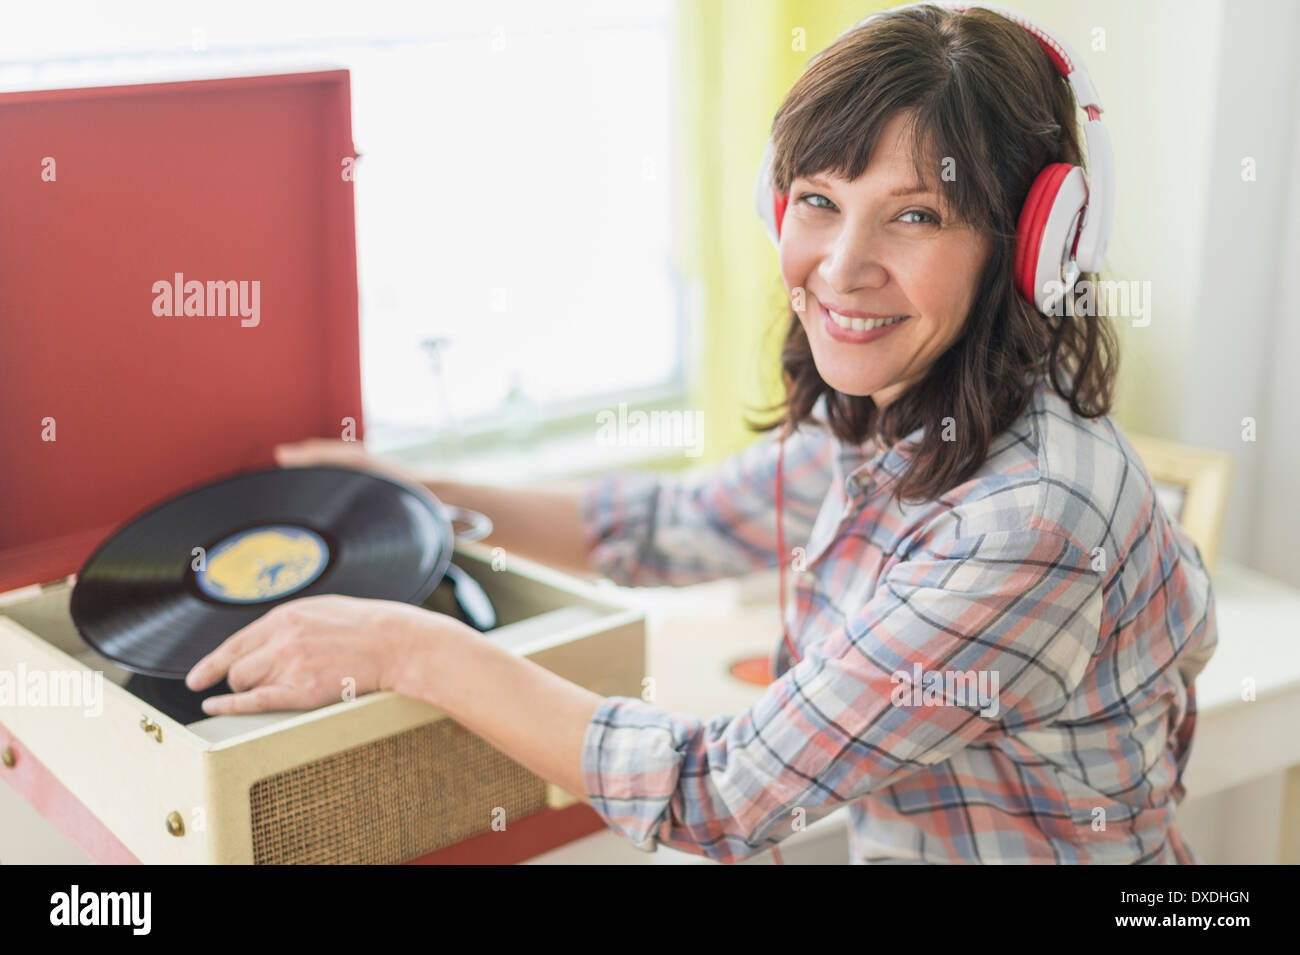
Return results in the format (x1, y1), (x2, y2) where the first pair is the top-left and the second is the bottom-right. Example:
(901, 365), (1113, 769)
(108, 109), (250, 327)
(184, 594), (460, 715)
(274, 437), (423, 485)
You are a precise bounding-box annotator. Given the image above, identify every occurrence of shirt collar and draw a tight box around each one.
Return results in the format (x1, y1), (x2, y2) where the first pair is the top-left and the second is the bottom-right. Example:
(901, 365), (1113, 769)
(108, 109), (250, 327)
(837, 422), (924, 496)
(810, 392), (922, 496)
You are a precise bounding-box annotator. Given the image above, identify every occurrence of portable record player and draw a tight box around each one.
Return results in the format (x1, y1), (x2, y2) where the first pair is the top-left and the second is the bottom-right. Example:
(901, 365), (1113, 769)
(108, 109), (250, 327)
(0, 70), (645, 864)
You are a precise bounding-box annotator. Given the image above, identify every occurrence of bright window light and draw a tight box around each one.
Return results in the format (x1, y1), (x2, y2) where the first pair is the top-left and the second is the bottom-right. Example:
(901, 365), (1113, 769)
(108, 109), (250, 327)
(1, 0), (681, 452)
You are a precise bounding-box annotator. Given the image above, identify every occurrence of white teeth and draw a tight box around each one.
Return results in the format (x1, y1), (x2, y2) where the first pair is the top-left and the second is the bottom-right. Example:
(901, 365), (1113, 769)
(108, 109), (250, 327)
(827, 308), (907, 332)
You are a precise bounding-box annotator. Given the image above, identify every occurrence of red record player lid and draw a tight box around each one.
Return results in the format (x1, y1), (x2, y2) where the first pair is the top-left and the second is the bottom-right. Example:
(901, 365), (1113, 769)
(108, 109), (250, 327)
(0, 70), (365, 593)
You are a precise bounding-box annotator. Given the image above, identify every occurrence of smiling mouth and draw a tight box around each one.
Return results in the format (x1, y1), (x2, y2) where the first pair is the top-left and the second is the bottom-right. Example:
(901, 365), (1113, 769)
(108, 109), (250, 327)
(826, 309), (909, 331)
(815, 298), (912, 343)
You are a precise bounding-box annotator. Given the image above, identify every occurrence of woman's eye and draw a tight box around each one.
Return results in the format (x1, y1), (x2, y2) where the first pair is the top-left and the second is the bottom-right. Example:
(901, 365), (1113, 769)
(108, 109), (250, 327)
(794, 194), (939, 224)
(899, 209), (939, 225)
(798, 192), (836, 211)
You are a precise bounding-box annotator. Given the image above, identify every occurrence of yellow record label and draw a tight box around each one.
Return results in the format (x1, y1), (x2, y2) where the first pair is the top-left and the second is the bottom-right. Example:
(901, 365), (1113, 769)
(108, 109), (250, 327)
(195, 524), (329, 603)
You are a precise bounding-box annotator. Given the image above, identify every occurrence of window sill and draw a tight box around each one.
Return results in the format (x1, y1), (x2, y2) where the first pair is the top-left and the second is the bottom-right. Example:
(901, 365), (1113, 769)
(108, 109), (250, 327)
(379, 420), (703, 485)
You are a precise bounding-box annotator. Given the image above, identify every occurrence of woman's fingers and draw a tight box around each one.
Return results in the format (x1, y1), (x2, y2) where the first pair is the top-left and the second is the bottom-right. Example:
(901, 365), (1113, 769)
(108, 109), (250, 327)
(274, 439), (427, 489)
(225, 641), (281, 693)
(274, 438), (364, 468)
(201, 683), (302, 716)
(185, 613), (276, 690)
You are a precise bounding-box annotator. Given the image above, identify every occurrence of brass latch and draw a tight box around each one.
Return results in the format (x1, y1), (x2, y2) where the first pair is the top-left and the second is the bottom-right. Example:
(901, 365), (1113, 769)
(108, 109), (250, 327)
(140, 715), (163, 743)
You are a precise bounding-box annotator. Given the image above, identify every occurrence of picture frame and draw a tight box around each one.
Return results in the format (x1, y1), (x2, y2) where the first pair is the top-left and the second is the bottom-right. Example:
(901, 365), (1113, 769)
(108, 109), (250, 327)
(1125, 432), (1235, 575)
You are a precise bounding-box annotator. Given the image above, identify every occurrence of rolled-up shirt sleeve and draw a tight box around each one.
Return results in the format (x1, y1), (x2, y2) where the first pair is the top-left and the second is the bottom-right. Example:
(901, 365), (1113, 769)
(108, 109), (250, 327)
(577, 414), (834, 588)
(580, 523), (1105, 862)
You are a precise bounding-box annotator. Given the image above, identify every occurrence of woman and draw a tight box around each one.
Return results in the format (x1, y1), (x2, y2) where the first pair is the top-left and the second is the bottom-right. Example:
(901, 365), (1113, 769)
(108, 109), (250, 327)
(187, 4), (1218, 864)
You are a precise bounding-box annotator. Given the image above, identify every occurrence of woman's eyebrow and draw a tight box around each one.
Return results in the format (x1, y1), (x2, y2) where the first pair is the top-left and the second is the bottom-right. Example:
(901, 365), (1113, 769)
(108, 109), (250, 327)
(888, 182), (936, 197)
(798, 173), (936, 198)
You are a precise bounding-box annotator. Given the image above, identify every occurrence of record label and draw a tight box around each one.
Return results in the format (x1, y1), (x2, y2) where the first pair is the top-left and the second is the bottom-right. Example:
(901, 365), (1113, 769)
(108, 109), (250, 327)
(193, 524), (330, 603)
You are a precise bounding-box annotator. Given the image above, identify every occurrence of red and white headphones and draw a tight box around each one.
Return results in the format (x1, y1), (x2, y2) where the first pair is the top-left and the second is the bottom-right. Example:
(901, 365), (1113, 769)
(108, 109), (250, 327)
(753, 1), (1114, 315)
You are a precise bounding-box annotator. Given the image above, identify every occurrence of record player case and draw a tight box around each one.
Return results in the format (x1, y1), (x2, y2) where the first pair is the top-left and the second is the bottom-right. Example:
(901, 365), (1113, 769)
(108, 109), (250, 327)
(0, 71), (646, 863)
(0, 545), (645, 864)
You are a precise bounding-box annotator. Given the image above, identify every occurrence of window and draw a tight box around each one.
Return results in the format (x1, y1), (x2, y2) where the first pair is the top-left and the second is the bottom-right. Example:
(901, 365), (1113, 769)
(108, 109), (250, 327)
(1, 0), (682, 454)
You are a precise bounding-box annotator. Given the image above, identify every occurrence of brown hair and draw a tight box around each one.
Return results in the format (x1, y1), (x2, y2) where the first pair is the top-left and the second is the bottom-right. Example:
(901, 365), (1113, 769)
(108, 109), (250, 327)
(750, 4), (1119, 506)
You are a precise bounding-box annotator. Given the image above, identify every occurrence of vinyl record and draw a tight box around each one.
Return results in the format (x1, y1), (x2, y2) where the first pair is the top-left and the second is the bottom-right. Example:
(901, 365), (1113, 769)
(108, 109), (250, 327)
(70, 465), (452, 678)
(124, 673), (234, 726)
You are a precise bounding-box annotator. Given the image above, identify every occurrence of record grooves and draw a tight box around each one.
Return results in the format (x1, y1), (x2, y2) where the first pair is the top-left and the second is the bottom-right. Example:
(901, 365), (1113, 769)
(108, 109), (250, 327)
(123, 673), (235, 726)
(71, 465), (452, 680)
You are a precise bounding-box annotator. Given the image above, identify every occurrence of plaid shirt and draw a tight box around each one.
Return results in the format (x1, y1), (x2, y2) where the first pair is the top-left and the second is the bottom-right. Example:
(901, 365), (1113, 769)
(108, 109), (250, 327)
(578, 374), (1218, 864)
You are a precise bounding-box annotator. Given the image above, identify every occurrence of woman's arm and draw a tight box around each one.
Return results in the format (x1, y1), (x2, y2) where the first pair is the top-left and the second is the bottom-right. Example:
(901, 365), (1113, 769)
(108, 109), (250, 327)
(275, 427), (837, 589)
(419, 477), (593, 578)
(274, 439), (595, 577)
(391, 612), (605, 805)
(576, 521), (1108, 862)
(188, 514), (1104, 862)
(564, 417), (836, 588)
(186, 595), (603, 805)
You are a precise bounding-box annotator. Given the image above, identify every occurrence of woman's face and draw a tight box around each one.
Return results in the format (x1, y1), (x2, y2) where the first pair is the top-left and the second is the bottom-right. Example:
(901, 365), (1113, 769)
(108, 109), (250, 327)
(779, 112), (992, 409)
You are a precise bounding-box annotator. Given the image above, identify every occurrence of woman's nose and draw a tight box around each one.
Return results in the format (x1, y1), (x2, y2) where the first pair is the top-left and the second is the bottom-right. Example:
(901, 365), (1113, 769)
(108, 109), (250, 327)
(819, 227), (889, 292)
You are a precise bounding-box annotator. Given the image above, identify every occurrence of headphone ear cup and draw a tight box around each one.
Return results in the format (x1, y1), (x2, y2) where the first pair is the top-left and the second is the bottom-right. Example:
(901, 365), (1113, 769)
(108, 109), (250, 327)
(1014, 163), (1089, 313)
(772, 191), (789, 241)
(754, 141), (785, 248)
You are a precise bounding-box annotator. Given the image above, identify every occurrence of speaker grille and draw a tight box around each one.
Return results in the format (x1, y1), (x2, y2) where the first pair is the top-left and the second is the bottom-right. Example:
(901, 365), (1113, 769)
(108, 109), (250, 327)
(249, 718), (547, 864)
